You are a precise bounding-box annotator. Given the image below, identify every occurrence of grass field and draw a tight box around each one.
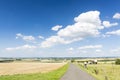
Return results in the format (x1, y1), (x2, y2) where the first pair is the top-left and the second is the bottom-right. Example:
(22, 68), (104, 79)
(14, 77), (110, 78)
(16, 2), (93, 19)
(0, 62), (66, 75)
(78, 63), (120, 80)
(0, 63), (68, 80)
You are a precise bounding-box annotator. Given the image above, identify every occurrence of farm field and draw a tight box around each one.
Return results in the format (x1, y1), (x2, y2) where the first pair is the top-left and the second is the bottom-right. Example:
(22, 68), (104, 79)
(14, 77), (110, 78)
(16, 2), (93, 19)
(0, 62), (66, 75)
(78, 63), (120, 80)
(0, 63), (68, 80)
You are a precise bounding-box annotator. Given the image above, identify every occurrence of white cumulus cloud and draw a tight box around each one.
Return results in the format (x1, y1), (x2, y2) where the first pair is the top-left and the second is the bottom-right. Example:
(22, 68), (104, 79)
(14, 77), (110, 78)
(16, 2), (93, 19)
(106, 29), (120, 36)
(40, 36), (65, 48)
(103, 21), (118, 28)
(113, 13), (120, 19)
(51, 25), (62, 31)
(41, 11), (104, 48)
(16, 33), (35, 42)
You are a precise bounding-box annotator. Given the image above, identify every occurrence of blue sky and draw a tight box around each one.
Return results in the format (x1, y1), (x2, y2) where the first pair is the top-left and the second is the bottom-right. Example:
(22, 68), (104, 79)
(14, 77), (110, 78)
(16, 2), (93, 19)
(0, 0), (120, 57)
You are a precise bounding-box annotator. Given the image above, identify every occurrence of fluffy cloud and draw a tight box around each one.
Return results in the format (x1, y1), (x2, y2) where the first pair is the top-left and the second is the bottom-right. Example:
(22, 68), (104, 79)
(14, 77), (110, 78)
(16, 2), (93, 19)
(78, 45), (102, 49)
(38, 36), (44, 39)
(58, 11), (103, 37)
(106, 30), (120, 36)
(41, 36), (64, 48)
(51, 25), (62, 31)
(16, 33), (35, 42)
(6, 44), (36, 51)
(113, 13), (120, 19)
(103, 21), (118, 28)
(74, 11), (102, 28)
(41, 11), (104, 48)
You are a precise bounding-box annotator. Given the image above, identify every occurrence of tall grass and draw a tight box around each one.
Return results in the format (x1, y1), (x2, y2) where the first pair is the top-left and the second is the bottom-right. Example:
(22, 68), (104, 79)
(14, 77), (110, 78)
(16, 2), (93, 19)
(78, 63), (120, 80)
(0, 64), (68, 80)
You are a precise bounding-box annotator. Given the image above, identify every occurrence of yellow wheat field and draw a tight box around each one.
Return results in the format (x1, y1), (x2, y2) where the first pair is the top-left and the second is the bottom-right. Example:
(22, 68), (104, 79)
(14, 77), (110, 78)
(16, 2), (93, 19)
(0, 62), (66, 75)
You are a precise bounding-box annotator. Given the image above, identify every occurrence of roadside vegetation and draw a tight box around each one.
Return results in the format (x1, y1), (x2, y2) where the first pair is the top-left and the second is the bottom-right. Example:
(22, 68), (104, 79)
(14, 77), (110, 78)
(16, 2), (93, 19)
(77, 59), (120, 80)
(115, 59), (120, 65)
(0, 64), (68, 80)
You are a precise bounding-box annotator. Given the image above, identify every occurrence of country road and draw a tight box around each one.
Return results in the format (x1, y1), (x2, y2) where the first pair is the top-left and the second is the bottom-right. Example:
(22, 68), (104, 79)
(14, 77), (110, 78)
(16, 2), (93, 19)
(60, 64), (96, 80)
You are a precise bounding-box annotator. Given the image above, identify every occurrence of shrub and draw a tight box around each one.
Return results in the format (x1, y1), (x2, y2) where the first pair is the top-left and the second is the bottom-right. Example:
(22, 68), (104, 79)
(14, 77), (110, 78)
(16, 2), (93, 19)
(71, 59), (75, 63)
(94, 68), (99, 75)
(115, 59), (120, 65)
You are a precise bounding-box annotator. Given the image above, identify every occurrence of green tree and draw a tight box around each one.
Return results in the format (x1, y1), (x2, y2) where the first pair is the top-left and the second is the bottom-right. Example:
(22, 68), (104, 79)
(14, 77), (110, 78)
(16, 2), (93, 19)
(115, 59), (120, 65)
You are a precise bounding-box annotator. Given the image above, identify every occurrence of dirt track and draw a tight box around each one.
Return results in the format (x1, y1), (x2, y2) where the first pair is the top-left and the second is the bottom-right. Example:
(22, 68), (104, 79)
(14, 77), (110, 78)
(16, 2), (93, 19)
(60, 64), (96, 80)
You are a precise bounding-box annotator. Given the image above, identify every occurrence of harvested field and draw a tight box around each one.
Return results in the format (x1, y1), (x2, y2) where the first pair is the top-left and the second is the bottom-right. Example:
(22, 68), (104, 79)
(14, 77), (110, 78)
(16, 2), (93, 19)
(0, 62), (66, 75)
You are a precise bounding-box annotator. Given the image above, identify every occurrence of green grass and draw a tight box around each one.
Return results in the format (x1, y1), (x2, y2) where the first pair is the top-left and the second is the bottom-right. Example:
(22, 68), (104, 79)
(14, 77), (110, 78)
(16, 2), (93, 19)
(78, 63), (120, 80)
(0, 64), (68, 80)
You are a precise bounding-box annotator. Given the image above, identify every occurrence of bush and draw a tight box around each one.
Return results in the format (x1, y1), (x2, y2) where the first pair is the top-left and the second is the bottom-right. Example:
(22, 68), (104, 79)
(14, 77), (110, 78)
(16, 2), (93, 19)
(71, 59), (75, 63)
(94, 68), (99, 75)
(115, 59), (120, 65)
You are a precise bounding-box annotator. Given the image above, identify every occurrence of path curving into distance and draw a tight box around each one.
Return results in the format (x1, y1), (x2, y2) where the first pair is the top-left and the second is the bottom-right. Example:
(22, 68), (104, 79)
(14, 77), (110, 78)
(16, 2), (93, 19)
(60, 64), (96, 80)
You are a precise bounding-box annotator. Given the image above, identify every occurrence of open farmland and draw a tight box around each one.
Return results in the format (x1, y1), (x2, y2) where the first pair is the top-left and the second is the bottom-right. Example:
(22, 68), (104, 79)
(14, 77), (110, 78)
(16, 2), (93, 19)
(0, 64), (68, 80)
(0, 62), (66, 75)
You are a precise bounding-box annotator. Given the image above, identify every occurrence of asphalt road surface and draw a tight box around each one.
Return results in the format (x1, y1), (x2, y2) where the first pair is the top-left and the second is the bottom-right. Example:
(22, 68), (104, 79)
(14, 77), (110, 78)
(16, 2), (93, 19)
(60, 64), (96, 80)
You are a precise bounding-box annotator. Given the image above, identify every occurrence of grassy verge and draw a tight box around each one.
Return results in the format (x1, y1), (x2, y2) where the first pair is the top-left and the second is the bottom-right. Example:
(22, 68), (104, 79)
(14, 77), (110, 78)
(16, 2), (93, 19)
(77, 63), (120, 80)
(0, 64), (68, 80)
